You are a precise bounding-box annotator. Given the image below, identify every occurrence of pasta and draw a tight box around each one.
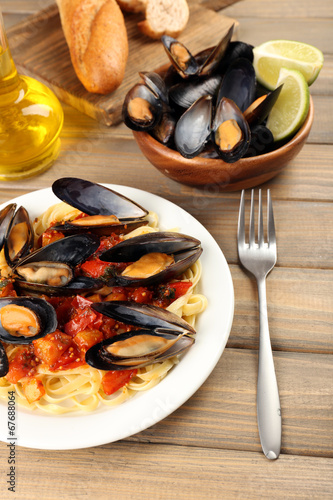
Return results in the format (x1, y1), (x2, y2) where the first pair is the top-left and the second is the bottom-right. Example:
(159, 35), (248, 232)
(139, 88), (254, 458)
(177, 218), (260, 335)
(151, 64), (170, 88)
(0, 201), (207, 414)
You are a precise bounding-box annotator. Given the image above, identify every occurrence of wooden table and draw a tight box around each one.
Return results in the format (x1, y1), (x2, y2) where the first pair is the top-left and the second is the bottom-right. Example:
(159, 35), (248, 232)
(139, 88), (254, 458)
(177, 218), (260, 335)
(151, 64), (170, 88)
(1, 1), (332, 498)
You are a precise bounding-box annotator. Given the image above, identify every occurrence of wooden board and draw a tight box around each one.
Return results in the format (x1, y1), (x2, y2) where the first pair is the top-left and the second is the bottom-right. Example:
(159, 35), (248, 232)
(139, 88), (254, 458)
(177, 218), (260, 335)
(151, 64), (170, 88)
(6, 3), (237, 126)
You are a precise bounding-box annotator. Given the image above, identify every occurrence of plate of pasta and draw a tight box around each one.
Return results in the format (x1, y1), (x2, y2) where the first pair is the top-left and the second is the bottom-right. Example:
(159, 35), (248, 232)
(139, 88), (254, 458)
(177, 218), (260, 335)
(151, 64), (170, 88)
(0, 183), (234, 450)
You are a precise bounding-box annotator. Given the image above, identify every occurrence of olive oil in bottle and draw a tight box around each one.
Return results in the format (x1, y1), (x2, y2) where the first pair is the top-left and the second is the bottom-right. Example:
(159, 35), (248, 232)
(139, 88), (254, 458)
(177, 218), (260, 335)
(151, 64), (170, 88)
(0, 10), (64, 180)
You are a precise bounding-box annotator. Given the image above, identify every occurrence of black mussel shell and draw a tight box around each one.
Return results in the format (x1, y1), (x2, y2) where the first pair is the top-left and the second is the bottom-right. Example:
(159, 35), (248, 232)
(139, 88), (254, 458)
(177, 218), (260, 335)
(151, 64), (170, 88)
(0, 204), (16, 253)
(217, 57), (256, 112)
(0, 297), (57, 344)
(169, 74), (222, 109)
(0, 342), (9, 377)
(92, 301), (196, 334)
(85, 330), (194, 371)
(52, 178), (148, 221)
(174, 95), (213, 159)
(13, 234), (100, 270)
(151, 111), (177, 146)
(4, 206), (34, 267)
(99, 231), (202, 287)
(123, 83), (163, 132)
(212, 97), (251, 163)
(15, 275), (103, 296)
(161, 36), (200, 78)
(51, 219), (149, 237)
(244, 85), (283, 127)
(139, 71), (169, 105)
(198, 24), (234, 76)
(221, 41), (254, 68)
(245, 125), (274, 157)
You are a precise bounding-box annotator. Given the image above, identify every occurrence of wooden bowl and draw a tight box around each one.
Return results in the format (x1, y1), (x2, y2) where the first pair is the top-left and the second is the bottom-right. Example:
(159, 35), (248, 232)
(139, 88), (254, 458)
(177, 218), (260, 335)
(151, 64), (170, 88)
(133, 97), (314, 191)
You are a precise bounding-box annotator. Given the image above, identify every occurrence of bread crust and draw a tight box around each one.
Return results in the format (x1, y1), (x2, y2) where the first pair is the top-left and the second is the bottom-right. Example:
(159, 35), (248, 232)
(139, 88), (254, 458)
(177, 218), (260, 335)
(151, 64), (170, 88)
(137, 0), (189, 39)
(56, 0), (128, 94)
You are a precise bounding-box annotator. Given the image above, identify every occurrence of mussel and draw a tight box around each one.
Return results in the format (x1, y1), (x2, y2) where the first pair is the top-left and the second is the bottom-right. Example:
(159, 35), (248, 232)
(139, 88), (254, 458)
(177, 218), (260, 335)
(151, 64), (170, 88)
(0, 296), (57, 344)
(243, 85), (283, 127)
(0, 204), (16, 253)
(169, 74), (222, 110)
(216, 57), (256, 113)
(211, 97), (251, 163)
(174, 95), (213, 159)
(4, 206), (34, 267)
(52, 178), (149, 235)
(0, 342), (9, 377)
(198, 24), (235, 76)
(12, 234), (102, 295)
(161, 36), (200, 78)
(122, 83), (163, 132)
(86, 301), (195, 370)
(99, 231), (202, 287)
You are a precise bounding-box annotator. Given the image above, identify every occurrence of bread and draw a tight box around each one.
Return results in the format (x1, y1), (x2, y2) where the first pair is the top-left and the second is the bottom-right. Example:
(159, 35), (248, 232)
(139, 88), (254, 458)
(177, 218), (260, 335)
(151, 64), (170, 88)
(137, 0), (189, 39)
(56, 0), (128, 94)
(116, 0), (147, 13)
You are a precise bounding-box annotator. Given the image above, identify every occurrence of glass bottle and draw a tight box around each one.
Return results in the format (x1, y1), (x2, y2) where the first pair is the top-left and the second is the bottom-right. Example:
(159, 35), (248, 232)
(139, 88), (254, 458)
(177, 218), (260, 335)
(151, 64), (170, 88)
(0, 9), (64, 180)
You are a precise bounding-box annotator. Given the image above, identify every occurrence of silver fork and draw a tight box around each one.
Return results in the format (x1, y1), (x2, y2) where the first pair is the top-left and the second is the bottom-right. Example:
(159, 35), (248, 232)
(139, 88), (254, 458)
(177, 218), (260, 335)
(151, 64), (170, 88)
(237, 189), (281, 460)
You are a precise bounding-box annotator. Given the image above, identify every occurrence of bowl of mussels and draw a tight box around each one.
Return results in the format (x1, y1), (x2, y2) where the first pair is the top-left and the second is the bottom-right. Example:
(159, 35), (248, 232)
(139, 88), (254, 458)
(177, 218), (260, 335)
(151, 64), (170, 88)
(122, 28), (314, 191)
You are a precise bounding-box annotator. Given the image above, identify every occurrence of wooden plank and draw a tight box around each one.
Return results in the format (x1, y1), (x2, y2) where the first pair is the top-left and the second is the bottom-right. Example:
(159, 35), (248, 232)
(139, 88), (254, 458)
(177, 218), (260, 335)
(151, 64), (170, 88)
(123, 349), (333, 457)
(226, 17), (333, 54)
(6, 3), (237, 126)
(230, 265), (333, 353)
(221, 0), (333, 18)
(0, 442), (332, 500)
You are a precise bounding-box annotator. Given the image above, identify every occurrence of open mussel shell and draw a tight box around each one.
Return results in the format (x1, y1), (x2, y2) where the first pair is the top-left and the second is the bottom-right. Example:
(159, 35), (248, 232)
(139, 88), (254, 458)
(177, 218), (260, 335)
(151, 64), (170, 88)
(15, 275), (104, 296)
(151, 111), (177, 146)
(4, 206), (34, 268)
(12, 234), (100, 294)
(0, 342), (9, 377)
(139, 71), (169, 105)
(169, 74), (222, 110)
(0, 204), (16, 252)
(161, 36), (200, 78)
(0, 297), (57, 344)
(216, 57), (256, 113)
(123, 83), (163, 132)
(198, 24), (234, 76)
(174, 95), (213, 159)
(243, 85), (283, 127)
(245, 125), (274, 157)
(212, 97), (251, 163)
(99, 231), (202, 287)
(86, 331), (194, 371)
(52, 178), (148, 221)
(92, 301), (196, 334)
(51, 218), (148, 237)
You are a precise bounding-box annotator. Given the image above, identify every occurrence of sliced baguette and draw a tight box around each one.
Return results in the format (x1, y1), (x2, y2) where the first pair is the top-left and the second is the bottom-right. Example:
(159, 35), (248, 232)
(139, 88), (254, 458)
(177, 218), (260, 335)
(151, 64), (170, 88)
(138, 0), (189, 39)
(116, 0), (147, 13)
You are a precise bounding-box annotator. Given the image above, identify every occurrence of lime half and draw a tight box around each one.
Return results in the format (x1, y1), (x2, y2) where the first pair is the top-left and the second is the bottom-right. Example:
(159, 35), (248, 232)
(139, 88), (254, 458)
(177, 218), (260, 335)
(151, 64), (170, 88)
(253, 40), (324, 90)
(266, 68), (310, 142)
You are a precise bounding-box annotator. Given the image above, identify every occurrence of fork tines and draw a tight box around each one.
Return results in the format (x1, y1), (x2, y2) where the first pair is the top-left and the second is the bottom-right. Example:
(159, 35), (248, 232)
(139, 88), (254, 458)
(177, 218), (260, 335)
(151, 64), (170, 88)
(238, 189), (276, 250)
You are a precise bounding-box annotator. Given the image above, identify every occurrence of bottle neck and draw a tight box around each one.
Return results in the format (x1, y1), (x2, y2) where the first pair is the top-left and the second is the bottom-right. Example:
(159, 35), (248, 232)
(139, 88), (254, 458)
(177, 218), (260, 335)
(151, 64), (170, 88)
(0, 10), (20, 94)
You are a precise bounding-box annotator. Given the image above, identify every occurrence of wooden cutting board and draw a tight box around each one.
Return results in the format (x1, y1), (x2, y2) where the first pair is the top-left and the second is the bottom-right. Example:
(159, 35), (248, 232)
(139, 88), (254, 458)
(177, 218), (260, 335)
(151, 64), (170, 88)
(7, 3), (237, 126)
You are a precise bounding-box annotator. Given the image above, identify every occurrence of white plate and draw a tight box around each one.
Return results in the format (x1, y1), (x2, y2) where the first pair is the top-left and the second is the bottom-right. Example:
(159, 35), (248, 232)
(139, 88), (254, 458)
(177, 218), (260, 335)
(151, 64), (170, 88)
(0, 185), (234, 450)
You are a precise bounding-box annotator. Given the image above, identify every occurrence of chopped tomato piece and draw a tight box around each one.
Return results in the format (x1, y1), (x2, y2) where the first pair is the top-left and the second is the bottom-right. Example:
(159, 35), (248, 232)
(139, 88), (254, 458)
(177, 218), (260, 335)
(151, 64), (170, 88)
(50, 345), (84, 371)
(171, 281), (192, 298)
(129, 287), (153, 304)
(73, 329), (104, 353)
(80, 258), (111, 278)
(33, 331), (73, 365)
(0, 282), (17, 298)
(101, 369), (137, 395)
(6, 347), (36, 383)
(41, 229), (64, 247)
(21, 377), (45, 404)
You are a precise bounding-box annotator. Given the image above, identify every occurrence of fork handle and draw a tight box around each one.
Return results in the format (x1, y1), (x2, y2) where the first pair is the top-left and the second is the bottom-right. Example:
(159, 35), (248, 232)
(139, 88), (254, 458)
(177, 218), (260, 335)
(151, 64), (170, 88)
(257, 277), (281, 460)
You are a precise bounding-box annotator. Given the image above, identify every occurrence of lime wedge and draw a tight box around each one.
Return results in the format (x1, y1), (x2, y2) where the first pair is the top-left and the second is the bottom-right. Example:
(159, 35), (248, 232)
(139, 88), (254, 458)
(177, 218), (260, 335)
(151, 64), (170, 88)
(266, 68), (310, 141)
(253, 40), (324, 90)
